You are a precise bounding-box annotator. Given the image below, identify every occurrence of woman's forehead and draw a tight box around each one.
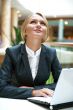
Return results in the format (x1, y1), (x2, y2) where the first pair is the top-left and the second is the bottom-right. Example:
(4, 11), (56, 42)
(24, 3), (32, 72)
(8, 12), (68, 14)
(23, 13), (48, 27)
(28, 14), (45, 21)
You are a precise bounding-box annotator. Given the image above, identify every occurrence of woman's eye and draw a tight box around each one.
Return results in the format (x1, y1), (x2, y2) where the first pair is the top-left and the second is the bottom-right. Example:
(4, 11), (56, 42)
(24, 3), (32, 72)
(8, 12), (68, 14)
(41, 22), (47, 26)
(30, 20), (36, 24)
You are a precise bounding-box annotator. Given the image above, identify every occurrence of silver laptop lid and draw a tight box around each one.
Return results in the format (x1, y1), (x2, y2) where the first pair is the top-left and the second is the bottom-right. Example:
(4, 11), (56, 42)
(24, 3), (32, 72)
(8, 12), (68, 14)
(51, 68), (73, 105)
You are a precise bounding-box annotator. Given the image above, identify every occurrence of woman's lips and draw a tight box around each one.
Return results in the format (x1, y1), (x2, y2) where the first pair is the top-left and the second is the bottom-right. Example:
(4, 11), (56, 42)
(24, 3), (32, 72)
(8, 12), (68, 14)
(34, 29), (42, 33)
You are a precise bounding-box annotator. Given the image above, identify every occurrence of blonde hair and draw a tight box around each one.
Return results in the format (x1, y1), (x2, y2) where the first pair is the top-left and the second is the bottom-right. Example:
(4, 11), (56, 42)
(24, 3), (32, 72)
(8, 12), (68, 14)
(21, 12), (49, 43)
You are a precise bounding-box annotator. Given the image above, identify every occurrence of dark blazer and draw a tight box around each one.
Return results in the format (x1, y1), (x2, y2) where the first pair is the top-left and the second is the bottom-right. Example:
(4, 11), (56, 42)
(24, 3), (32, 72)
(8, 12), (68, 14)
(0, 43), (62, 99)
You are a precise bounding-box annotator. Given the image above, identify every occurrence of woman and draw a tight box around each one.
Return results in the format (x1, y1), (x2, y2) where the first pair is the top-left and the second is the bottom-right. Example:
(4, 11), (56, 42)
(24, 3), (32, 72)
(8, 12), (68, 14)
(0, 13), (62, 99)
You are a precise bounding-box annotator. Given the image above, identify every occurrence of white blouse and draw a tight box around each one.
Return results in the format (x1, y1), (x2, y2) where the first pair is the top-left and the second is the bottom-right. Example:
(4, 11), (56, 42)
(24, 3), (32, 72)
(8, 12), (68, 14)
(26, 45), (41, 80)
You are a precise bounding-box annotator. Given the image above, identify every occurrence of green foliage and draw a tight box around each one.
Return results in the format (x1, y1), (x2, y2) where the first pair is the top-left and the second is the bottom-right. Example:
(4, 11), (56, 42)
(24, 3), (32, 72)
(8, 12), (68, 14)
(11, 27), (23, 46)
(46, 73), (54, 84)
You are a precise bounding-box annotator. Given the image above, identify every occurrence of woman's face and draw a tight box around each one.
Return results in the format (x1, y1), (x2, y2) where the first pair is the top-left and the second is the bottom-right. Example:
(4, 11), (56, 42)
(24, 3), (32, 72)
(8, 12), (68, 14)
(24, 14), (47, 42)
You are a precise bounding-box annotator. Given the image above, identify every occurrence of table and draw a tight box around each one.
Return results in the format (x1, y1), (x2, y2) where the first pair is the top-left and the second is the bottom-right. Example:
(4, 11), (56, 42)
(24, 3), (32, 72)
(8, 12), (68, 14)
(0, 98), (48, 110)
(0, 98), (73, 110)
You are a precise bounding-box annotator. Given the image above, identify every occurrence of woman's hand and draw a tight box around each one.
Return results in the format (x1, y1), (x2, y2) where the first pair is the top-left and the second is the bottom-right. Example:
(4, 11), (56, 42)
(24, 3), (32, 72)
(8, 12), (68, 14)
(32, 88), (54, 97)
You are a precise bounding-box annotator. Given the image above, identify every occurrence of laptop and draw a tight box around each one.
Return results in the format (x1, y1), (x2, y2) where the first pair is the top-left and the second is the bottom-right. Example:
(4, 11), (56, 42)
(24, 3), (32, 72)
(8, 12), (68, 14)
(28, 68), (73, 110)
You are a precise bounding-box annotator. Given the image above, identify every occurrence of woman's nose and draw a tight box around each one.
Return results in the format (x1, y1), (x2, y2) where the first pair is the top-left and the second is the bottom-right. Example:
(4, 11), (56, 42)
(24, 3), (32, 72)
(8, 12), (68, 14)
(36, 22), (41, 28)
(37, 22), (41, 25)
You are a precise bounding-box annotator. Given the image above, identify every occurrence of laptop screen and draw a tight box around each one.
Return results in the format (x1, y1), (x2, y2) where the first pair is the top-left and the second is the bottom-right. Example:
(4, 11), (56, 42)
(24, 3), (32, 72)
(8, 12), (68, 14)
(51, 68), (73, 105)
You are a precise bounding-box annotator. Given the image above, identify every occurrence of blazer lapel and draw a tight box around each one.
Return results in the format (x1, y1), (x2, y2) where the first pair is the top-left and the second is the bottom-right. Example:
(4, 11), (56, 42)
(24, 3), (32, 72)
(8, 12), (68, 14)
(21, 44), (33, 83)
(34, 45), (49, 84)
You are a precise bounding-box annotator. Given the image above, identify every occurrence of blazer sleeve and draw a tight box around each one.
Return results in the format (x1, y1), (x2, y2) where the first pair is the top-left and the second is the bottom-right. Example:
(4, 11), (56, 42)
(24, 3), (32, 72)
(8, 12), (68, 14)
(0, 48), (33, 99)
(51, 49), (62, 83)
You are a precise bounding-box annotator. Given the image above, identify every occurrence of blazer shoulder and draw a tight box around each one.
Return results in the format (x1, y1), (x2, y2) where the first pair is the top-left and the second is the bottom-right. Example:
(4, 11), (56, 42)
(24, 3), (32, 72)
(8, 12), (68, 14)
(6, 44), (23, 57)
(43, 44), (57, 62)
(43, 44), (56, 54)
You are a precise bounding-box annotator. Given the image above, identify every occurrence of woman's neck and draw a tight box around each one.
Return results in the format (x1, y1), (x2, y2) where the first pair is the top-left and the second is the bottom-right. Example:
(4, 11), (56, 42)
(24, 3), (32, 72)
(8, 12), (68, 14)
(26, 40), (41, 52)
